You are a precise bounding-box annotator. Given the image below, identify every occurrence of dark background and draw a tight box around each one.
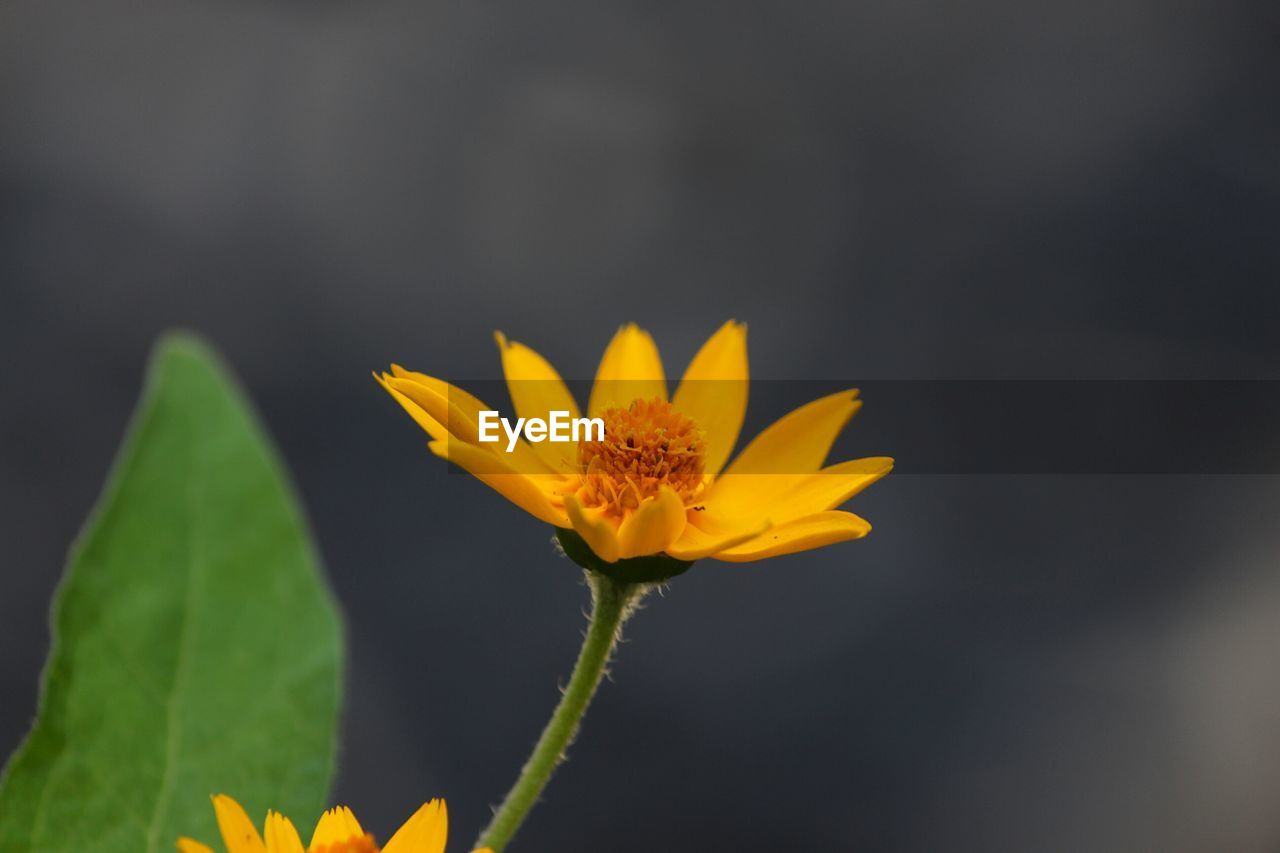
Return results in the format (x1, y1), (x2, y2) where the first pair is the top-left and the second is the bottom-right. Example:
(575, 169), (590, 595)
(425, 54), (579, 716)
(3, 0), (1279, 850)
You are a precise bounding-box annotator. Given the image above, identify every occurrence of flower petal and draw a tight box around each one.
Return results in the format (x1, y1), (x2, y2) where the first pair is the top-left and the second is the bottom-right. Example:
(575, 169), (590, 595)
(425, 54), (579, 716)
(375, 372), (448, 442)
(767, 457), (892, 522)
(382, 800), (448, 853)
(615, 486), (687, 559)
(672, 320), (748, 477)
(495, 332), (581, 419)
(263, 813), (305, 853)
(379, 370), (551, 475)
(703, 456), (893, 527)
(429, 440), (570, 527)
(495, 332), (581, 472)
(704, 389), (864, 527)
(710, 511), (872, 562)
(383, 375), (487, 446)
(212, 795), (266, 853)
(666, 512), (770, 561)
(565, 493), (621, 563)
(177, 839), (216, 853)
(588, 324), (667, 416)
(721, 389), (861, 477)
(389, 365), (496, 431)
(309, 807), (365, 849)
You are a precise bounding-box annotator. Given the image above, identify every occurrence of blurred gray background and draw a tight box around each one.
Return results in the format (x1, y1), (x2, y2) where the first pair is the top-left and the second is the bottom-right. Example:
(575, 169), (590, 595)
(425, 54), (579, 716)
(2, 0), (1279, 850)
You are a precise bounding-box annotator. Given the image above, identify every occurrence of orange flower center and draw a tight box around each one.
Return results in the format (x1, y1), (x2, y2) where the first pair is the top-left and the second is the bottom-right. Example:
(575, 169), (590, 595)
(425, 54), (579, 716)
(311, 835), (379, 853)
(577, 398), (706, 514)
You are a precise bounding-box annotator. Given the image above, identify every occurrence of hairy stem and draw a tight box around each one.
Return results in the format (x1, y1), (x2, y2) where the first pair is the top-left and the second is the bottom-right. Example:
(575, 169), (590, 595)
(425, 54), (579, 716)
(477, 573), (639, 852)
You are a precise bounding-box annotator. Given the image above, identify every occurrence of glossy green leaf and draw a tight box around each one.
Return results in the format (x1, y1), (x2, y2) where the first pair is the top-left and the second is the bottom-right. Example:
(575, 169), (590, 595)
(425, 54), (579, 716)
(0, 334), (344, 853)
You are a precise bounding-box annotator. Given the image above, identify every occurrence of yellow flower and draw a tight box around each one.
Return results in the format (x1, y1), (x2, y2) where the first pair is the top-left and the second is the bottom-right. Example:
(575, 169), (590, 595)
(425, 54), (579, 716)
(177, 794), (488, 853)
(377, 321), (891, 568)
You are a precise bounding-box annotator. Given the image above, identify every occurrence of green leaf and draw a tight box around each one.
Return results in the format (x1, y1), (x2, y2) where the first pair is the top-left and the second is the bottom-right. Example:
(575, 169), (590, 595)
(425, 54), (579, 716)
(0, 334), (344, 853)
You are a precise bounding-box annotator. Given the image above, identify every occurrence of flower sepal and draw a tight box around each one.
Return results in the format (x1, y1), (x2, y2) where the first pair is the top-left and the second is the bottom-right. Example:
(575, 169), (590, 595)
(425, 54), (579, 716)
(555, 526), (695, 584)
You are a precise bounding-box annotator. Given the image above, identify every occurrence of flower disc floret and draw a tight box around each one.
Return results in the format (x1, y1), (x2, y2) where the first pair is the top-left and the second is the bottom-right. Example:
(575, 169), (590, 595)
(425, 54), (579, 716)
(577, 398), (706, 513)
(311, 835), (378, 853)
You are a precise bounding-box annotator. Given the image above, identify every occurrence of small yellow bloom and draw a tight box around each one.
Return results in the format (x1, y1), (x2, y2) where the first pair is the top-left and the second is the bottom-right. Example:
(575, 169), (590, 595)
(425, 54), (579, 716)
(177, 794), (488, 853)
(378, 321), (891, 568)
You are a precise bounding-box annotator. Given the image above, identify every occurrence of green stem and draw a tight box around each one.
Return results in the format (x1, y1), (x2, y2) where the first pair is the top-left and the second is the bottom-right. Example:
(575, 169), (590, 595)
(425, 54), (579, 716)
(477, 573), (639, 852)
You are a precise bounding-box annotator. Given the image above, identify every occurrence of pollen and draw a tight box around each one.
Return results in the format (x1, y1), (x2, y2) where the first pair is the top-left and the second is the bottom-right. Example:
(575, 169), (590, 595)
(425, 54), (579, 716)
(311, 834), (379, 853)
(577, 397), (706, 514)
